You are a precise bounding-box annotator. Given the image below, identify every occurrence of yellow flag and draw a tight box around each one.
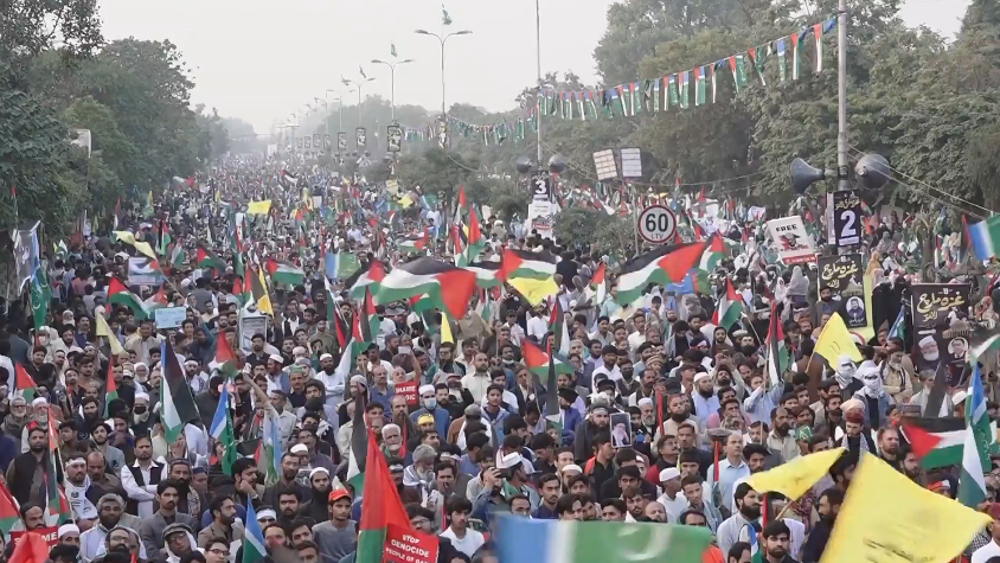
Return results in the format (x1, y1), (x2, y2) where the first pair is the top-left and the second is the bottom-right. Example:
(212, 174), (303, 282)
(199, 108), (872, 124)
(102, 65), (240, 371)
(509, 276), (559, 306)
(746, 447), (845, 501)
(112, 231), (136, 245)
(95, 314), (125, 357)
(256, 269), (274, 315)
(821, 453), (990, 563)
(132, 241), (157, 260)
(440, 311), (454, 345)
(814, 312), (862, 363)
(247, 200), (272, 215)
(399, 194), (414, 208)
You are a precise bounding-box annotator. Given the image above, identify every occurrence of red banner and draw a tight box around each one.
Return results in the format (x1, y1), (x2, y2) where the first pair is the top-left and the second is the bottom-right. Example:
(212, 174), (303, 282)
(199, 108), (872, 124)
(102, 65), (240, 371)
(395, 381), (419, 406)
(11, 527), (60, 548)
(381, 524), (438, 563)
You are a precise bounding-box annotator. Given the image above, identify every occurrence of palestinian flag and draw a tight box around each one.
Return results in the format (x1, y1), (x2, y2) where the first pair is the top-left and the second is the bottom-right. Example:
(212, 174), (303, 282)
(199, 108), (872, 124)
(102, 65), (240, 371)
(522, 340), (573, 378)
(196, 245), (226, 271)
(549, 299), (571, 356)
(167, 242), (188, 270)
(376, 258), (476, 319)
(104, 361), (118, 418)
(127, 257), (162, 279)
(159, 339), (201, 442)
(214, 333), (239, 379)
(712, 278), (743, 330)
(616, 242), (706, 305)
(279, 170), (299, 189)
(699, 233), (726, 271)
(499, 249), (557, 281)
(359, 289), (380, 347)
(335, 312), (363, 379)
(356, 427), (412, 563)
(210, 383), (239, 476)
(765, 301), (791, 386)
(14, 363), (38, 402)
(901, 416), (966, 469)
(108, 277), (149, 320)
(325, 277), (346, 342)
(345, 260), (387, 301)
(544, 339), (563, 441)
(466, 261), (502, 288)
(0, 481), (19, 535)
(233, 277), (248, 306)
(346, 392), (368, 491)
(141, 285), (169, 316)
(44, 422), (71, 526)
(242, 503), (268, 563)
(463, 207), (486, 265)
(398, 229), (431, 254)
(266, 258), (305, 286)
(585, 262), (607, 305)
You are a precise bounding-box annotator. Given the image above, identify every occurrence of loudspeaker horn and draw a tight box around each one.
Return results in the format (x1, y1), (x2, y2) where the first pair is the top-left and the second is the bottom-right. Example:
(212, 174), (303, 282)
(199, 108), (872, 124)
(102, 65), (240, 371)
(855, 153), (890, 190)
(789, 158), (829, 194)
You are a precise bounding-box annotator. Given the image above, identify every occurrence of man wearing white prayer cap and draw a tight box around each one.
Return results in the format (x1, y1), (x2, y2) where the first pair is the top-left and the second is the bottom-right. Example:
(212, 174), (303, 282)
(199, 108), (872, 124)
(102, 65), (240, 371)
(409, 384), (450, 437)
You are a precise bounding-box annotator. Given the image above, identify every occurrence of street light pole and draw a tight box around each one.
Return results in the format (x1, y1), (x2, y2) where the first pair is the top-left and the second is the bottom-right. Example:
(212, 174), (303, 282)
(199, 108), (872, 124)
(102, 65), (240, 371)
(372, 58), (415, 120)
(535, 0), (543, 166)
(415, 28), (472, 119)
(836, 0), (849, 190)
(344, 76), (376, 127)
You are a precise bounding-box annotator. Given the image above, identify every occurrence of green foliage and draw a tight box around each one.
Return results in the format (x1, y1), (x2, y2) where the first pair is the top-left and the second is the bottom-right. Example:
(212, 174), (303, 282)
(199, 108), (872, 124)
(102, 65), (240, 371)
(0, 0), (103, 77)
(553, 208), (634, 261)
(396, 147), (482, 204)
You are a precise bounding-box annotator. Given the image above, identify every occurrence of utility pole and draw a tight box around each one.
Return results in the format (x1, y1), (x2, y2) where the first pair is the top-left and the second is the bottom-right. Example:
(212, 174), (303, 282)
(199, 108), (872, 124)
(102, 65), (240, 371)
(836, 0), (849, 190)
(535, 0), (543, 166)
(372, 58), (415, 120)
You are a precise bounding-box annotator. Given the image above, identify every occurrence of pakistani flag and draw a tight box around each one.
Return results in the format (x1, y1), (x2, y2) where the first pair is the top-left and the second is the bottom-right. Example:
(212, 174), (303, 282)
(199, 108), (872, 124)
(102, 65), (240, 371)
(242, 503), (268, 563)
(326, 251), (360, 281)
(959, 364), (990, 507)
(30, 267), (50, 331)
(210, 384), (239, 476)
(712, 279), (743, 331)
(495, 519), (711, 563)
(887, 307), (906, 342)
(266, 258), (305, 286)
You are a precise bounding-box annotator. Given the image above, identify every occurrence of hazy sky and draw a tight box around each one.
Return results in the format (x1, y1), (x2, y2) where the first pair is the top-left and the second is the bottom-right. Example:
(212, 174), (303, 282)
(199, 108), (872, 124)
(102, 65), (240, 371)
(97, 0), (969, 133)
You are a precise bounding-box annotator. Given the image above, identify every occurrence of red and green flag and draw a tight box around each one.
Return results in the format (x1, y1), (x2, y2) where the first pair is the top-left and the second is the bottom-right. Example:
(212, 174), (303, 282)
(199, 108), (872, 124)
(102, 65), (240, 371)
(0, 480), (19, 535)
(108, 277), (149, 321)
(712, 278), (744, 330)
(766, 301), (792, 386)
(522, 340), (573, 378)
(104, 361), (118, 418)
(14, 363), (38, 402)
(196, 245), (226, 271)
(356, 427), (413, 563)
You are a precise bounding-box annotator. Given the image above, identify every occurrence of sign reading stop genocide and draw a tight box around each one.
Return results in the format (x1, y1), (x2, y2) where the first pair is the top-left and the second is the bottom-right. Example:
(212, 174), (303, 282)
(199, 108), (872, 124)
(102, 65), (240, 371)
(638, 205), (677, 244)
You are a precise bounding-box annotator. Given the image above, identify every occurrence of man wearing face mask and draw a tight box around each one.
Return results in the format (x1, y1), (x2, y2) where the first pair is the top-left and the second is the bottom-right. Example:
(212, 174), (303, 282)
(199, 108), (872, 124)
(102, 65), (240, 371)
(882, 347), (914, 404)
(410, 385), (450, 437)
(130, 392), (153, 436)
(851, 362), (893, 430)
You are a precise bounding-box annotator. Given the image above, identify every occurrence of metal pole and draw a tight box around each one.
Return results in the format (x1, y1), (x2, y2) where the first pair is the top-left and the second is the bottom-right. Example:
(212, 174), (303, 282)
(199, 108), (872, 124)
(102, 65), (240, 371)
(836, 0), (849, 189)
(358, 87), (364, 125)
(391, 66), (396, 120)
(339, 100), (344, 131)
(535, 0), (543, 166)
(440, 38), (446, 117)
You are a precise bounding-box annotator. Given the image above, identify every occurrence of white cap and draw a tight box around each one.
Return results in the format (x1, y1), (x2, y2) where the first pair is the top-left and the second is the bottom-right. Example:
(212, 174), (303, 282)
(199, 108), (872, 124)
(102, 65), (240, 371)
(497, 452), (524, 470)
(418, 384), (435, 396)
(953, 390), (968, 405)
(309, 467), (330, 478)
(269, 354), (284, 364)
(31, 397), (48, 407)
(659, 467), (681, 482)
(58, 523), (81, 538)
(561, 464), (582, 475)
(290, 444), (308, 454)
(320, 353), (333, 361)
(693, 373), (711, 384)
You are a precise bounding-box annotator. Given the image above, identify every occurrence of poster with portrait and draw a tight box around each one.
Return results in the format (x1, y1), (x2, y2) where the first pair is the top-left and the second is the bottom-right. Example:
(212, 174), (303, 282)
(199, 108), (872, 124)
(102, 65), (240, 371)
(386, 124), (403, 153)
(337, 132), (348, 151)
(910, 283), (971, 379)
(324, 134), (332, 151)
(312, 134), (321, 150)
(355, 127), (367, 149)
(609, 412), (632, 449)
(766, 216), (816, 265)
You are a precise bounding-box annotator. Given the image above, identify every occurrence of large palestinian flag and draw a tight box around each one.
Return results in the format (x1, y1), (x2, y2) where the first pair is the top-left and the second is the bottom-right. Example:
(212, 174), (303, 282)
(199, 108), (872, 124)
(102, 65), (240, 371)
(465, 261), (502, 288)
(376, 258), (476, 319)
(712, 278), (744, 330)
(266, 258), (305, 286)
(398, 229), (431, 254)
(616, 242), (706, 305)
(901, 416), (966, 469)
(499, 249), (557, 281)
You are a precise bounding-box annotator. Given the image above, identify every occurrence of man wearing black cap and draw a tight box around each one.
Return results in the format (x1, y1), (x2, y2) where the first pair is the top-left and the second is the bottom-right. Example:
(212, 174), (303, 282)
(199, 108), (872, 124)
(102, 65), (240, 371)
(591, 345), (622, 393)
(557, 388), (582, 434)
(194, 375), (223, 430)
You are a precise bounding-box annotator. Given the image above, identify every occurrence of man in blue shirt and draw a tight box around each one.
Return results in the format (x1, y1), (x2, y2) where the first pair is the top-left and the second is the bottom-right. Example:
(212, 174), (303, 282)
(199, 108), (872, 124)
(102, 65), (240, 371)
(532, 473), (561, 519)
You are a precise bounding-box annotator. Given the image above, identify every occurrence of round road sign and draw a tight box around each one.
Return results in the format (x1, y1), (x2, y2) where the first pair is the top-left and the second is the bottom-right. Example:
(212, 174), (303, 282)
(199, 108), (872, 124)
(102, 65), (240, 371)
(638, 205), (676, 244)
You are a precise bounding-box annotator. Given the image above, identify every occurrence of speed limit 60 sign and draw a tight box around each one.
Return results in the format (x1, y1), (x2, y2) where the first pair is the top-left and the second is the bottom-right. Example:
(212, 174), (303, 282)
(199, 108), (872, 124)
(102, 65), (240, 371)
(638, 205), (676, 244)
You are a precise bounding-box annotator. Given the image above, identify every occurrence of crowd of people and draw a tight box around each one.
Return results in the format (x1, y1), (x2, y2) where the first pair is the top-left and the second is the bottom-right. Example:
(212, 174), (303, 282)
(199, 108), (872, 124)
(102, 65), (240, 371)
(0, 154), (998, 563)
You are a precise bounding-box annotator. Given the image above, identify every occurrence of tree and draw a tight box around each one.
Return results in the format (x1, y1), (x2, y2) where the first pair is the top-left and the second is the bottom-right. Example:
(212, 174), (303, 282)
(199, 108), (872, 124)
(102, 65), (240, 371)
(396, 147), (482, 206)
(0, 0), (102, 79)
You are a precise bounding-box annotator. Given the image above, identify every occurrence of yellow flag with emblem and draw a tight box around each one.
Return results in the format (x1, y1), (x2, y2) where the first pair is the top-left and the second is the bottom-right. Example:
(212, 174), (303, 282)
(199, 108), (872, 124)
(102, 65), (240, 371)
(814, 312), (862, 363)
(746, 447), (845, 500)
(509, 276), (558, 306)
(821, 453), (990, 563)
(95, 313), (125, 357)
(247, 200), (272, 215)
